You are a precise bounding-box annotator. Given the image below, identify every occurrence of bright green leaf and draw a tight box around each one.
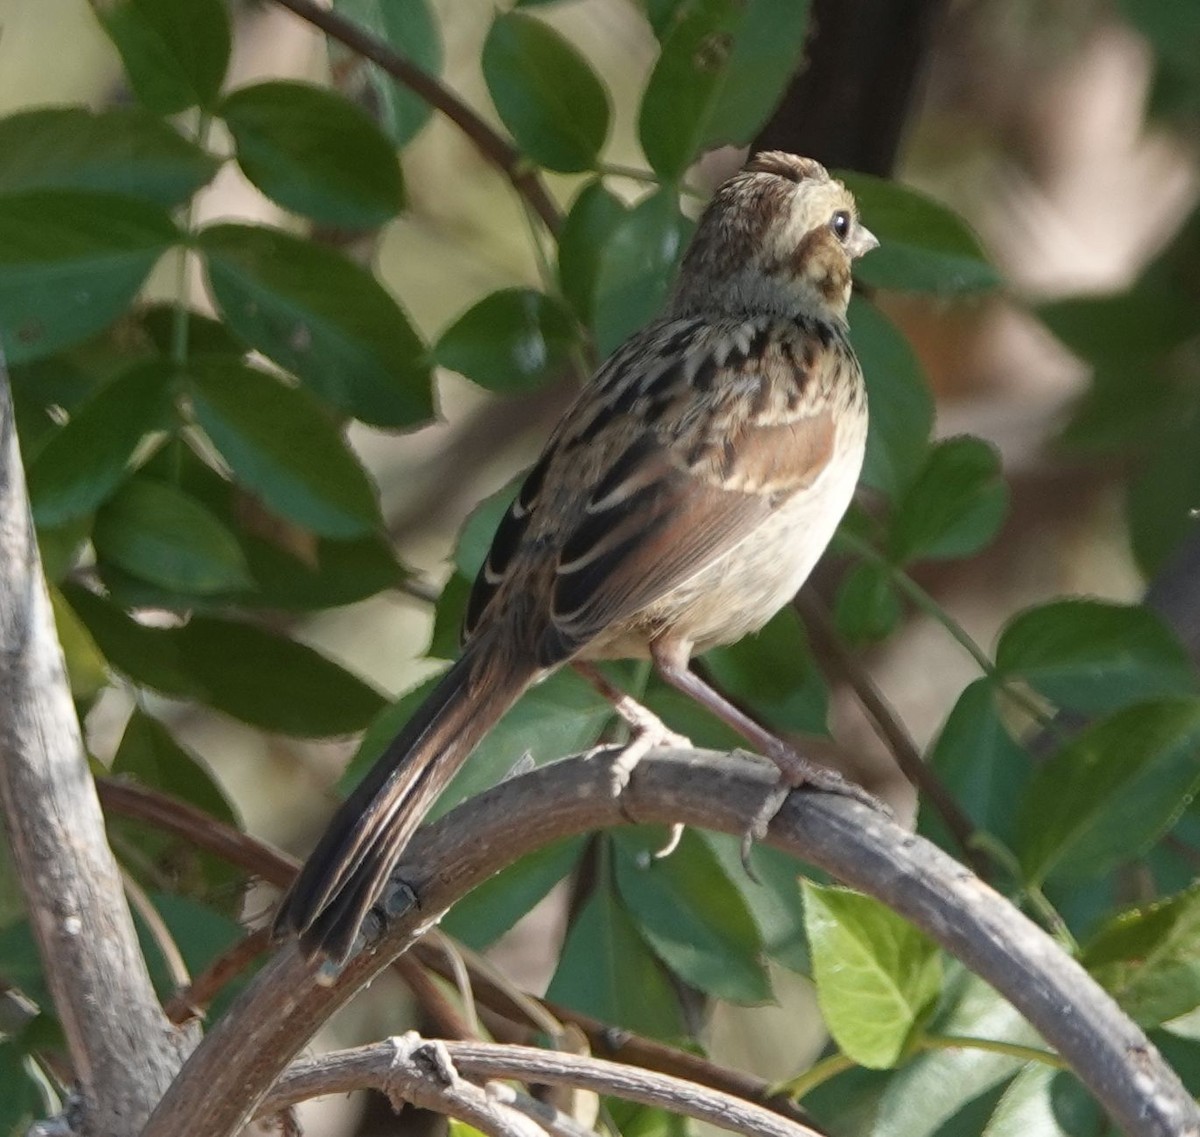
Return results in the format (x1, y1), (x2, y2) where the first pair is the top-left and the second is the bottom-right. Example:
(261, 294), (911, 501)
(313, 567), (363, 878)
(442, 836), (586, 949)
(639, 0), (811, 180)
(848, 294), (933, 498)
(435, 288), (577, 392)
(804, 881), (941, 1068)
(614, 827), (772, 1003)
(557, 179), (627, 323)
(199, 223), (432, 428)
(593, 189), (692, 356)
(1017, 698), (1200, 885)
(91, 0), (231, 114)
(839, 172), (999, 294)
(1084, 884), (1200, 1027)
(0, 190), (178, 363)
(889, 436), (1007, 563)
(331, 0), (442, 146)
(0, 106), (218, 206)
(27, 361), (175, 526)
(220, 80), (403, 227)
(93, 477), (252, 594)
(188, 360), (381, 538)
(546, 884), (683, 1039)
(482, 11), (610, 172)
(996, 599), (1196, 715)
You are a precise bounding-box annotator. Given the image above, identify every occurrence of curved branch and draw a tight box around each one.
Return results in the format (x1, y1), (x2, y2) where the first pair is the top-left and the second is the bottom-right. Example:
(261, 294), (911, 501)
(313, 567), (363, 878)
(141, 749), (1198, 1137)
(261, 1034), (823, 1137)
(268, 0), (562, 234)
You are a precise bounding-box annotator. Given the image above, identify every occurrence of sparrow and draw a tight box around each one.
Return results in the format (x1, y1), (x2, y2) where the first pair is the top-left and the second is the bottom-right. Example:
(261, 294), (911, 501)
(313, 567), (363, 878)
(275, 151), (879, 962)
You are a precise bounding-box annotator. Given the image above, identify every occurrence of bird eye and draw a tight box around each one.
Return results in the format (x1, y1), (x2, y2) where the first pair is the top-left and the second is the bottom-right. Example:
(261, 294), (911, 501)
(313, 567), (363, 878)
(830, 210), (852, 241)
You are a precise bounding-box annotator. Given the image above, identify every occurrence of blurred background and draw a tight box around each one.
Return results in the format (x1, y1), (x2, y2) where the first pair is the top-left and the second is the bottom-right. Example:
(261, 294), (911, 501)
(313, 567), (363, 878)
(1, 0), (1197, 1132)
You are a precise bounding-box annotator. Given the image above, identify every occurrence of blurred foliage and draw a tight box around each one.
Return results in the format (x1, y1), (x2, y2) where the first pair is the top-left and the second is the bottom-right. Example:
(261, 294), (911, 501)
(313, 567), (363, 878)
(0, 0), (1197, 1134)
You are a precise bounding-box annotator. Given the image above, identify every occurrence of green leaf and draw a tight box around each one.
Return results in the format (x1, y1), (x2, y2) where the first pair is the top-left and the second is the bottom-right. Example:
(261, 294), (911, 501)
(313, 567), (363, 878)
(803, 881), (941, 1068)
(168, 615), (387, 735)
(848, 295), (933, 498)
(435, 288), (577, 393)
(220, 80), (403, 227)
(199, 223), (432, 428)
(922, 679), (1029, 848)
(108, 709), (244, 912)
(0, 190), (178, 363)
(833, 560), (903, 645)
(0, 1042), (49, 1137)
(1083, 884), (1200, 1028)
(188, 360), (381, 539)
(1129, 409), (1200, 575)
(996, 599), (1197, 715)
(454, 475), (523, 580)
(442, 836), (586, 950)
(341, 667), (610, 812)
(93, 477), (251, 594)
(139, 303), (244, 356)
(27, 361), (175, 526)
(557, 179), (627, 323)
(638, 0), (811, 180)
(888, 436), (1007, 563)
(592, 189), (692, 356)
(614, 827), (772, 1003)
(838, 172), (1000, 294)
(482, 11), (610, 173)
(702, 606), (828, 735)
(1040, 286), (1197, 368)
(91, 0), (231, 114)
(1017, 698), (1200, 886)
(0, 106), (219, 207)
(546, 883), (683, 1039)
(981, 1066), (1102, 1137)
(331, 0), (442, 146)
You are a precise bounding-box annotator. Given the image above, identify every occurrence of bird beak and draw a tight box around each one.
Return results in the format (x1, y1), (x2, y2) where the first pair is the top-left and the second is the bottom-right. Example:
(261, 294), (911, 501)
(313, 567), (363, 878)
(848, 225), (879, 260)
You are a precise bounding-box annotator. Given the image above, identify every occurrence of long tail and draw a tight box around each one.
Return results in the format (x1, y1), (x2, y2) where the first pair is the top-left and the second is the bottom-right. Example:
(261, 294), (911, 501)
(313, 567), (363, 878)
(274, 642), (536, 962)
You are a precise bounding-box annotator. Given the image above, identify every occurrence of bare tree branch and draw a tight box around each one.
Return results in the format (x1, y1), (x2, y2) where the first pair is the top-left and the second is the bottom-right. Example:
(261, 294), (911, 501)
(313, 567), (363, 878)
(141, 749), (1199, 1137)
(0, 367), (193, 1134)
(260, 1033), (824, 1137)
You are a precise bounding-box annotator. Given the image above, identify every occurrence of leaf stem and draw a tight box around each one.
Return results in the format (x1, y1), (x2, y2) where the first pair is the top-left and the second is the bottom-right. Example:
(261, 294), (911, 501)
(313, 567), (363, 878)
(919, 1032), (1065, 1069)
(776, 1052), (857, 1100)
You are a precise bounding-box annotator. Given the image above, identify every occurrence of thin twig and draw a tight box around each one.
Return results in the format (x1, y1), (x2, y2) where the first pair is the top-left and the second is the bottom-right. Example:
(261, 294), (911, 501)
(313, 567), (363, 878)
(793, 592), (988, 876)
(121, 869), (190, 989)
(267, 0), (563, 234)
(260, 1034), (823, 1137)
(164, 927), (273, 1026)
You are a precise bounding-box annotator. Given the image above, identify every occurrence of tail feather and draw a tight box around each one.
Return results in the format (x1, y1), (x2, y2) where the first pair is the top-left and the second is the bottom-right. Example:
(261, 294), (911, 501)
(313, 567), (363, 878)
(275, 645), (536, 961)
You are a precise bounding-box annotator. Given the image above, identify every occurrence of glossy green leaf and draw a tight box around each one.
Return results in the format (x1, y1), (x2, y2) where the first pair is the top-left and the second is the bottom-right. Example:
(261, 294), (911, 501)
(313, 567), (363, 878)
(0, 106), (218, 206)
(188, 360), (381, 538)
(93, 478), (251, 594)
(839, 172), (999, 294)
(614, 827), (772, 1003)
(804, 881), (941, 1067)
(199, 223), (432, 428)
(996, 599), (1196, 715)
(220, 80), (403, 227)
(593, 189), (692, 356)
(341, 667), (610, 811)
(109, 709), (243, 912)
(546, 884), (683, 1039)
(0, 190), (178, 363)
(91, 0), (231, 114)
(435, 288), (577, 392)
(834, 560), (903, 644)
(848, 295), (933, 498)
(442, 836), (586, 949)
(482, 11), (610, 172)
(922, 679), (1029, 848)
(331, 0), (442, 146)
(639, 0), (811, 180)
(703, 606), (828, 734)
(169, 615), (387, 735)
(889, 436), (1007, 563)
(1084, 884), (1200, 1027)
(557, 179), (627, 322)
(27, 361), (175, 526)
(1017, 698), (1200, 885)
